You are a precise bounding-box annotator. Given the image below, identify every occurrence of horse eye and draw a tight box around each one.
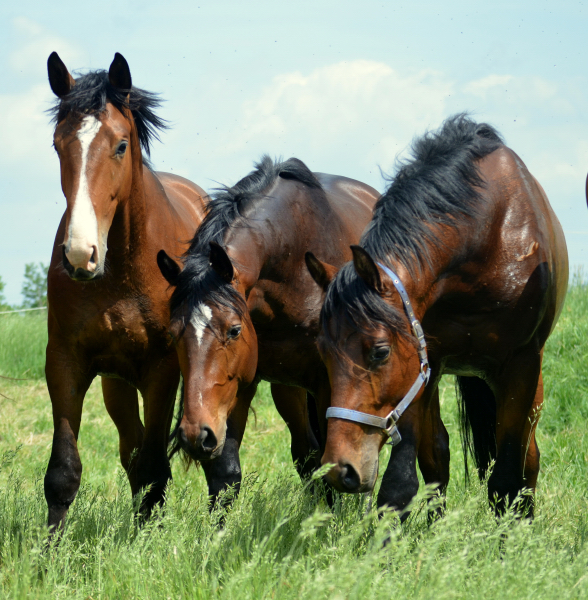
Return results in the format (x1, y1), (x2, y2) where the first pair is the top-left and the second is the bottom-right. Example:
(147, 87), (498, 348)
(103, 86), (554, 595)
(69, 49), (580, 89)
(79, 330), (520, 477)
(371, 345), (391, 363)
(115, 140), (128, 156)
(227, 325), (242, 340)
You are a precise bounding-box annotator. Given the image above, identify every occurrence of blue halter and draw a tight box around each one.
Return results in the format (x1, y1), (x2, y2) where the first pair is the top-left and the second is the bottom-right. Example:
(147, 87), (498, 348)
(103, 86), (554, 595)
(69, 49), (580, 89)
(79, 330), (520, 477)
(325, 263), (431, 447)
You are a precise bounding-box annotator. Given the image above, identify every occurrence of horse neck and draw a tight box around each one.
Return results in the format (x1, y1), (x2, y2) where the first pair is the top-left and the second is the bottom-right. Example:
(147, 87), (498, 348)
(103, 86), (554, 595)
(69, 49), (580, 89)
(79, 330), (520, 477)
(385, 222), (473, 318)
(105, 123), (148, 278)
(224, 192), (313, 292)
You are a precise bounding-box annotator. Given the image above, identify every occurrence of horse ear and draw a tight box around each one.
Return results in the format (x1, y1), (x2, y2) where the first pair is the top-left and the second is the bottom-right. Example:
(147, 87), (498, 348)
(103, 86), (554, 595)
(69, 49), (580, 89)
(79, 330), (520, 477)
(47, 52), (75, 98)
(157, 250), (181, 287)
(305, 252), (338, 292)
(209, 241), (234, 283)
(109, 52), (132, 90)
(351, 245), (382, 291)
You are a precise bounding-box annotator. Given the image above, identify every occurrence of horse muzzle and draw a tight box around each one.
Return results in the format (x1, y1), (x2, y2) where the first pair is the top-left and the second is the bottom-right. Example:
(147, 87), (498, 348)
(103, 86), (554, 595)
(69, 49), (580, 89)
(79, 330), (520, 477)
(323, 458), (378, 494)
(178, 422), (225, 461)
(62, 246), (103, 281)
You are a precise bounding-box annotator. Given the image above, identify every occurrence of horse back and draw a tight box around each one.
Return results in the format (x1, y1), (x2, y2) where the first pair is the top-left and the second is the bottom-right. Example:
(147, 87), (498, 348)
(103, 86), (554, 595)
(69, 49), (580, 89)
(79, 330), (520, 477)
(430, 146), (568, 365)
(149, 171), (207, 242)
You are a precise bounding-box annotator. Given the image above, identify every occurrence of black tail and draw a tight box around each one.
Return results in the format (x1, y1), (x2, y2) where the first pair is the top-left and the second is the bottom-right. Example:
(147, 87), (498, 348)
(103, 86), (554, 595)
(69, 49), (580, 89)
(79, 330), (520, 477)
(455, 376), (497, 481)
(168, 378), (185, 460)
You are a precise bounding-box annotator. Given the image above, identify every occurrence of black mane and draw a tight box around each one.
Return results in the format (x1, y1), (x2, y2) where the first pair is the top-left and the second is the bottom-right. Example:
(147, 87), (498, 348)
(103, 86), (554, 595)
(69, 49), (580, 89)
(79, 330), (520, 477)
(363, 113), (503, 272)
(185, 155), (321, 258)
(322, 114), (504, 347)
(168, 156), (322, 458)
(170, 155), (321, 322)
(49, 70), (166, 158)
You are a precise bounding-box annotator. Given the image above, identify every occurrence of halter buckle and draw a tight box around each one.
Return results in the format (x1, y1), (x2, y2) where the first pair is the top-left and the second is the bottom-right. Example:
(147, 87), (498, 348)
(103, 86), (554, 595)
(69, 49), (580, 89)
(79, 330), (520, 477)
(412, 320), (426, 344)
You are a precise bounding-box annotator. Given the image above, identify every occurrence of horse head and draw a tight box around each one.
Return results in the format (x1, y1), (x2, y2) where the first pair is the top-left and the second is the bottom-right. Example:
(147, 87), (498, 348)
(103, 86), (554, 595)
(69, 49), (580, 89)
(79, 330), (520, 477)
(48, 52), (138, 281)
(159, 242), (258, 461)
(308, 246), (426, 494)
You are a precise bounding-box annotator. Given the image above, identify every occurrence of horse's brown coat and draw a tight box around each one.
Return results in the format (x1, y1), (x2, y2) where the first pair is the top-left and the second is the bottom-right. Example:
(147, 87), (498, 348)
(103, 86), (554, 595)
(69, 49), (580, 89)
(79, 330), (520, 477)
(311, 119), (568, 517)
(44, 53), (206, 532)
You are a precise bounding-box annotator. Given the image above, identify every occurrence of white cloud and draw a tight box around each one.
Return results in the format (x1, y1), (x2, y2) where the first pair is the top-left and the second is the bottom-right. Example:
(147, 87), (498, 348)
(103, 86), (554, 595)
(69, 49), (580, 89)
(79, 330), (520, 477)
(464, 73), (558, 102)
(0, 84), (56, 170)
(9, 17), (81, 77)
(207, 60), (454, 178)
(463, 74), (514, 98)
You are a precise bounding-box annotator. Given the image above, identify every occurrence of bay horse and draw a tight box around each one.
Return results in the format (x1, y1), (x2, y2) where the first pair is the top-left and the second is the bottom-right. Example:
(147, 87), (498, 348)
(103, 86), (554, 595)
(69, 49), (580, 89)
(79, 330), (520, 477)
(306, 114), (568, 517)
(44, 52), (206, 532)
(157, 157), (450, 505)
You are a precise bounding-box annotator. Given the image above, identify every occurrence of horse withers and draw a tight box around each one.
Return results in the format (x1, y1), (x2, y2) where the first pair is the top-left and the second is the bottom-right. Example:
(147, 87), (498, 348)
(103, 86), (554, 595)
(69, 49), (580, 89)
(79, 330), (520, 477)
(307, 115), (568, 517)
(157, 157), (451, 506)
(44, 52), (206, 532)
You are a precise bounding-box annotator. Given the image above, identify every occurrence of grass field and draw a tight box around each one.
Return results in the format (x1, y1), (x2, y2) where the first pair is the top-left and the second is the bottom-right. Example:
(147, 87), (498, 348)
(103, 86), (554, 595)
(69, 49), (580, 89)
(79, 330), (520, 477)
(0, 288), (587, 599)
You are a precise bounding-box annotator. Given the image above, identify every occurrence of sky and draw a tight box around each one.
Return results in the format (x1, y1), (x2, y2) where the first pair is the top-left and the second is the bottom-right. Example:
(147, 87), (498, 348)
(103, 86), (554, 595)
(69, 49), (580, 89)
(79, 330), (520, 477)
(0, 0), (587, 304)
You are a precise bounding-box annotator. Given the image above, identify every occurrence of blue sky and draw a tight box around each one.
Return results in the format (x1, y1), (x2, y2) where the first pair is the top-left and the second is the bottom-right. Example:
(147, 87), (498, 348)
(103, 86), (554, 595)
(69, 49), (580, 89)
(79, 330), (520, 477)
(1, 0), (586, 304)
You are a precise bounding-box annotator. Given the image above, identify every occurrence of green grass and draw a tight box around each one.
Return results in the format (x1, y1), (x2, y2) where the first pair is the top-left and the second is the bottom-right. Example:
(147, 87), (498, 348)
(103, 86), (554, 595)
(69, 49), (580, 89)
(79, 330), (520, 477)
(0, 289), (587, 599)
(0, 312), (47, 379)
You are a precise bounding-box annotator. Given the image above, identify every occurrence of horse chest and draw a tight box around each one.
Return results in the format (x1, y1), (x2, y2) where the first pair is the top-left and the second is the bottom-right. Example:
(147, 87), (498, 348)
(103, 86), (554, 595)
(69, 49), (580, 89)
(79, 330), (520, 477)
(79, 300), (168, 377)
(99, 304), (151, 349)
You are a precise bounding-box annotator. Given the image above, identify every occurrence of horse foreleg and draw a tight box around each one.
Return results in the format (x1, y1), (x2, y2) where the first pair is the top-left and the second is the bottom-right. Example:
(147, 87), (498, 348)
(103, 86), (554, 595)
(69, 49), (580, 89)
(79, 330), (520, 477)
(102, 377), (144, 495)
(377, 383), (441, 522)
(271, 384), (320, 479)
(490, 347), (543, 518)
(44, 346), (92, 534)
(201, 381), (258, 509)
(417, 387), (450, 520)
(135, 360), (179, 518)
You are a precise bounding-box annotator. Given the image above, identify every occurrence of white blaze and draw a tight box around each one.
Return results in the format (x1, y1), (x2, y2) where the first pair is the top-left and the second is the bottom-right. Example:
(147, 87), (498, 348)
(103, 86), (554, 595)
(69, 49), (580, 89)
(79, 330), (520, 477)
(190, 303), (213, 345)
(67, 115), (101, 266)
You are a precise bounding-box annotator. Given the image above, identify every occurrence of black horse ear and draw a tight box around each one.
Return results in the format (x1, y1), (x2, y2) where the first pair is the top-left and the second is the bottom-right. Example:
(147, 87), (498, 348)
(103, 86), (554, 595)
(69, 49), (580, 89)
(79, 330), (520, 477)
(209, 241), (234, 283)
(47, 52), (75, 98)
(305, 252), (338, 292)
(157, 250), (181, 287)
(351, 245), (382, 291)
(109, 52), (132, 90)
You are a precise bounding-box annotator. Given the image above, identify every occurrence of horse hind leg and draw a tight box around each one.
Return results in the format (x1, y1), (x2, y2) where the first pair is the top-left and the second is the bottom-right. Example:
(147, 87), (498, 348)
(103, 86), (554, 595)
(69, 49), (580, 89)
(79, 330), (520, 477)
(489, 348), (543, 518)
(102, 377), (144, 495)
(271, 384), (320, 479)
(134, 361), (180, 519)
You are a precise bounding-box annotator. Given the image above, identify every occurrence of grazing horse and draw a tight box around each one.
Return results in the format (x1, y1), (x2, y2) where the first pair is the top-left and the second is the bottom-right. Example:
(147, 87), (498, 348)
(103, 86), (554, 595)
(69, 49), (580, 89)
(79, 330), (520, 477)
(157, 157), (384, 502)
(44, 52), (206, 532)
(306, 115), (568, 517)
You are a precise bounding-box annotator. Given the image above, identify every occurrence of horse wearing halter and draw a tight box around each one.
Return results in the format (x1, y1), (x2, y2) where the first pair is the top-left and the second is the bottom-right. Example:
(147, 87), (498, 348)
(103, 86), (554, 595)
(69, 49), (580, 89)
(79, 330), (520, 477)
(325, 262), (430, 446)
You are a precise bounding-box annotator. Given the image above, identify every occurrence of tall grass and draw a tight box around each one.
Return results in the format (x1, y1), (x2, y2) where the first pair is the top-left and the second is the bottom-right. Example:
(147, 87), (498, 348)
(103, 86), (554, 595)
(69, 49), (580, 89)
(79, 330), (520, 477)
(0, 287), (587, 598)
(0, 312), (47, 379)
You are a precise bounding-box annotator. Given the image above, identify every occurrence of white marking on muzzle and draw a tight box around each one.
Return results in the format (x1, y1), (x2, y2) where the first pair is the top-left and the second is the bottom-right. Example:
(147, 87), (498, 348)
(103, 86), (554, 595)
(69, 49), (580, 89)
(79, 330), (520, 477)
(66, 115), (102, 269)
(190, 304), (213, 345)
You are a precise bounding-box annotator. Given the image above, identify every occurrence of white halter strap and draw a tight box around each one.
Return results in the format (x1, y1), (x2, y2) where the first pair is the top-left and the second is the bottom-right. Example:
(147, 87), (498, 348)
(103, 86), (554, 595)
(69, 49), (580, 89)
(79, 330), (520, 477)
(325, 263), (431, 447)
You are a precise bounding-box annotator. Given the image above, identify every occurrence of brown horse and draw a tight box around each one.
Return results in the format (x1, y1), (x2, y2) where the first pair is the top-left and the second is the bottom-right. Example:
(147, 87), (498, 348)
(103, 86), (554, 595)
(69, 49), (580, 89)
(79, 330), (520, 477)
(157, 157), (451, 505)
(44, 52), (206, 532)
(307, 115), (568, 517)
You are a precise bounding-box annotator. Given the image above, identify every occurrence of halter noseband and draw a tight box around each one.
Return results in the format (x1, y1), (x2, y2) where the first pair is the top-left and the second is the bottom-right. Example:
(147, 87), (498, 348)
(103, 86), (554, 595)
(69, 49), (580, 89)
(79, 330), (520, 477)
(325, 263), (431, 447)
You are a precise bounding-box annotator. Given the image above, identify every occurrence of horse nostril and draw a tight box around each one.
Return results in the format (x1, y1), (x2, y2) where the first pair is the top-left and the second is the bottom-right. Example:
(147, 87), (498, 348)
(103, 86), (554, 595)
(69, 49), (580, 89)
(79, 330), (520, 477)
(178, 427), (190, 448)
(339, 463), (361, 492)
(89, 246), (97, 266)
(197, 427), (217, 452)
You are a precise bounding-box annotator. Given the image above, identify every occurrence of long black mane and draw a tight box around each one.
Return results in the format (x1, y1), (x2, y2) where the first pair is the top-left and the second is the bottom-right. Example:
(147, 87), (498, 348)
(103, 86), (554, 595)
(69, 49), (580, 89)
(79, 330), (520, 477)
(49, 70), (166, 158)
(322, 114), (504, 347)
(168, 155), (322, 458)
(170, 155), (321, 322)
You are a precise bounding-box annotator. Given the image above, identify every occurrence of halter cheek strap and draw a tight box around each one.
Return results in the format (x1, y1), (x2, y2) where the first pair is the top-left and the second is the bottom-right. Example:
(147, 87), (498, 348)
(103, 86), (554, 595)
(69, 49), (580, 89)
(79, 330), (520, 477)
(325, 263), (431, 447)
